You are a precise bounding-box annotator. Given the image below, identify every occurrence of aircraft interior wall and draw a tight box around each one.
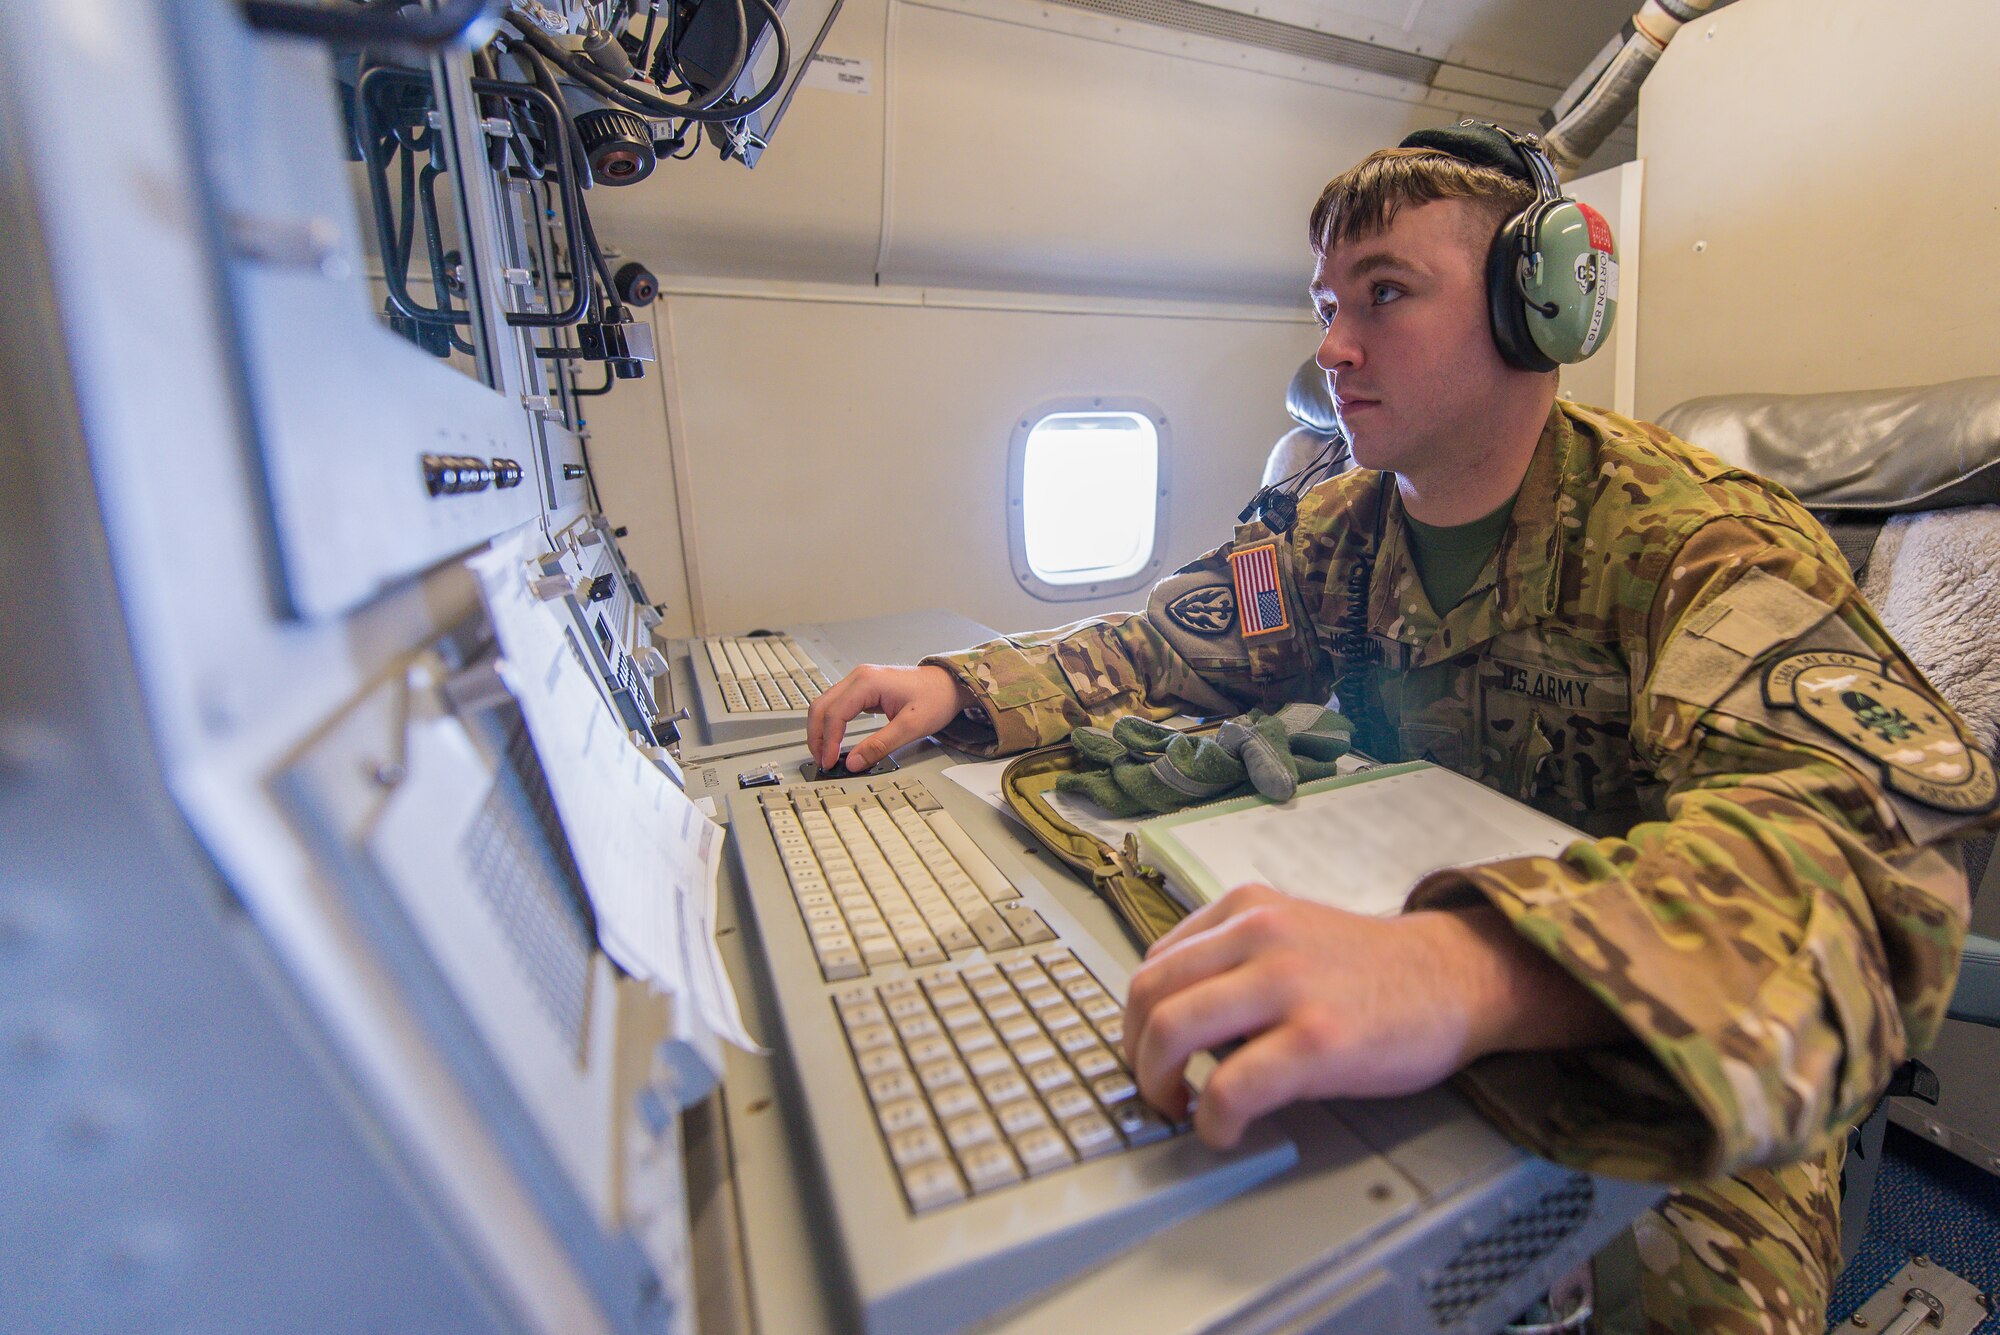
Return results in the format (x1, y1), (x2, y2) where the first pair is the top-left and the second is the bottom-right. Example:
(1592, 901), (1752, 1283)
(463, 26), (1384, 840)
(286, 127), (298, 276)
(580, 0), (1643, 635)
(1634, 0), (2000, 414)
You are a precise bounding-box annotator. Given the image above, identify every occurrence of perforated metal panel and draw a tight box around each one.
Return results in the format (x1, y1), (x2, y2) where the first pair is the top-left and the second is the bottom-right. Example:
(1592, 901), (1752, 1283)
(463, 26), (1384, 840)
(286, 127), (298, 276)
(1040, 0), (1442, 84)
(461, 719), (598, 1053)
(1426, 1174), (1596, 1327)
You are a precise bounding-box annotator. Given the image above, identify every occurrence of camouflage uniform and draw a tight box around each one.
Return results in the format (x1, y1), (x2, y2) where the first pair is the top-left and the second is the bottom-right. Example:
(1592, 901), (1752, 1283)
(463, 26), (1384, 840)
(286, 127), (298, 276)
(927, 401), (1985, 1334)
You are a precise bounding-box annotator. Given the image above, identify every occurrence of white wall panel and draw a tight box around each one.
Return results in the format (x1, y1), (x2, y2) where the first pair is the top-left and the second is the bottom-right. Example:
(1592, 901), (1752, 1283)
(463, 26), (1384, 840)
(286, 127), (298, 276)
(1634, 0), (2000, 417)
(880, 1), (1426, 302)
(652, 290), (1313, 635)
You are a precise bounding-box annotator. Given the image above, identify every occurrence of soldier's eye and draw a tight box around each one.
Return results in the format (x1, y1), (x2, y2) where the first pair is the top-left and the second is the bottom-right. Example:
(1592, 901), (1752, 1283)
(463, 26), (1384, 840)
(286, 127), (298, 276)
(1372, 283), (1402, 306)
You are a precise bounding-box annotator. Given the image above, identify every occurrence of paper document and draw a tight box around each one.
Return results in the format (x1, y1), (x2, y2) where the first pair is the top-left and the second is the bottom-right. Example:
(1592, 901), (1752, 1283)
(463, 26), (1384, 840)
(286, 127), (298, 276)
(1137, 761), (1582, 916)
(470, 525), (759, 1052)
(941, 758), (1030, 829)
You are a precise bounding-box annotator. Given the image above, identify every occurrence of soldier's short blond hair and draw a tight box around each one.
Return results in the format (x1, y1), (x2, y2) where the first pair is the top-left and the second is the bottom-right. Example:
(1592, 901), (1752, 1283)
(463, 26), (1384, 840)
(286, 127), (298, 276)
(1308, 146), (1535, 257)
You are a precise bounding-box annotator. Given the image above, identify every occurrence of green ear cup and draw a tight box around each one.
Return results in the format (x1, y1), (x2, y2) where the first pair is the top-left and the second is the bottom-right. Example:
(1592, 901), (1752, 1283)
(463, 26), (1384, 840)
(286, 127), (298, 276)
(1519, 198), (1619, 366)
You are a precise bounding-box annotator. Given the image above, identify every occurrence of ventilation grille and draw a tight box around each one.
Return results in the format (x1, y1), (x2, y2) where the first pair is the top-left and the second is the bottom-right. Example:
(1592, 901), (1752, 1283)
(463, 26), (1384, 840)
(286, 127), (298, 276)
(1041, 0), (1442, 84)
(460, 717), (598, 1054)
(1426, 1174), (1596, 1327)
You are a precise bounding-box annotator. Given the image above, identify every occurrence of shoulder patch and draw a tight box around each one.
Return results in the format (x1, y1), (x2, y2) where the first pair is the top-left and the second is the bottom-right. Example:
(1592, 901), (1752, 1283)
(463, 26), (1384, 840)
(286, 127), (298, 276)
(1229, 542), (1291, 638)
(1764, 650), (1999, 814)
(1165, 585), (1236, 636)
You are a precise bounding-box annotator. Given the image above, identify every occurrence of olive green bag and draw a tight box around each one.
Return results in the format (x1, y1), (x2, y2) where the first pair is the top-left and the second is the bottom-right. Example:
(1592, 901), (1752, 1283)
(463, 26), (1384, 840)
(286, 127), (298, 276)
(997, 743), (1191, 948)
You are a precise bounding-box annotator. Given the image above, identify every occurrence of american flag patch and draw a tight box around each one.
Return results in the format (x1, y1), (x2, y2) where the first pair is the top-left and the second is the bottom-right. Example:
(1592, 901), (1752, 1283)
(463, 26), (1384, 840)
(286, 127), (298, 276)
(1229, 542), (1290, 637)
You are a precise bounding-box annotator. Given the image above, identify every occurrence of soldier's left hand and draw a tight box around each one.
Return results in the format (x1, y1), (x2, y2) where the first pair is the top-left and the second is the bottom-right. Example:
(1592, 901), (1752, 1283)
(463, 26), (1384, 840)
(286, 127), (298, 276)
(1121, 883), (1622, 1149)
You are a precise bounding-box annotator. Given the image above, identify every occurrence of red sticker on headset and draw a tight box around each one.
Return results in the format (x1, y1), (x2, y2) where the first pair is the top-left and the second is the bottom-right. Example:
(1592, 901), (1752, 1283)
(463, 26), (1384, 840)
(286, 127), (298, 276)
(1578, 201), (1614, 253)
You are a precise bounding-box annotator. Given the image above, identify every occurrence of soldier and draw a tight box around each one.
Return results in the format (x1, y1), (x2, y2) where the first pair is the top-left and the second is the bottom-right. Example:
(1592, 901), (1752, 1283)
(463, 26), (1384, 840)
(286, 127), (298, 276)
(806, 123), (1984, 1333)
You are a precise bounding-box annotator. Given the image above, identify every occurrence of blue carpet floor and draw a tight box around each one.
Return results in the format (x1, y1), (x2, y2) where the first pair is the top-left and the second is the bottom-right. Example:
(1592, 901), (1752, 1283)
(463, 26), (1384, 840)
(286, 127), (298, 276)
(1827, 1125), (2000, 1332)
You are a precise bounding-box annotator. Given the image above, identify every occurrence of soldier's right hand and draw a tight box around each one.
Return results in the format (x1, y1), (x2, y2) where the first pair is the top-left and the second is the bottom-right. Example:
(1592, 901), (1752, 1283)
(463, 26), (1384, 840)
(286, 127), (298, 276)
(807, 664), (973, 773)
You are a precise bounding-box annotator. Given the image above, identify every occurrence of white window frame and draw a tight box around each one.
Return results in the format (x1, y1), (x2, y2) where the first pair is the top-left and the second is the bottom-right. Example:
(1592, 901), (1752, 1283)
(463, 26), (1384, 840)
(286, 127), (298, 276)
(1006, 396), (1172, 603)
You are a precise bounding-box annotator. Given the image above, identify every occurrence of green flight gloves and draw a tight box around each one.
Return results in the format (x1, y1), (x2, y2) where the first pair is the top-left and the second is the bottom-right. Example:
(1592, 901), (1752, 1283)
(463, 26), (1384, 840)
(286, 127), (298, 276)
(1054, 702), (1354, 817)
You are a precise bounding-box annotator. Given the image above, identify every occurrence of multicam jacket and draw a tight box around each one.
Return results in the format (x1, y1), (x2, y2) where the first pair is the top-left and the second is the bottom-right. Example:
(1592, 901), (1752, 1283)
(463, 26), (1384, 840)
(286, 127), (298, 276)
(927, 401), (1983, 1332)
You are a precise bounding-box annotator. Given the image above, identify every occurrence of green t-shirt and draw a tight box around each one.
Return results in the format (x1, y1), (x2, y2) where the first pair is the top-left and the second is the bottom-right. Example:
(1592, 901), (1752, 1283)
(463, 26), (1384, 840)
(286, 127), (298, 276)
(1404, 493), (1516, 613)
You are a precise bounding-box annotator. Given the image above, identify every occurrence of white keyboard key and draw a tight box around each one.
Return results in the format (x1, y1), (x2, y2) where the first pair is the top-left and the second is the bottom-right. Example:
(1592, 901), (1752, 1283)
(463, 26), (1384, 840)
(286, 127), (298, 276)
(1002, 906), (1058, 945)
(961, 1143), (1024, 1193)
(1096, 1015), (1125, 1047)
(888, 1126), (948, 1169)
(1016, 979), (1064, 1011)
(995, 1099), (1051, 1137)
(1063, 1112), (1121, 1159)
(840, 1001), (886, 1028)
(996, 1015), (1039, 1045)
(943, 1112), (999, 1152)
(868, 1070), (920, 1104)
(1091, 1072), (1139, 1106)
(1045, 958), (1086, 984)
(861, 938), (902, 966)
(930, 1083), (982, 1120)
(965, 1047), (1015, 1079)
(895, 1014), (941, 1043)
(938, 1005), (982, 1032)
(981, 993), (1025, 1022)
(902, 1160), (967, 1213)
(856, 1047), (908, 1078)
(925, 982), (973, 1010)
(1012, 1037), (1057, 1069)
(937, 920), (977, 954)
(886, 995), (931, 1021)
(952, 1025), (998, 1056)
(1056, 1026), (1099, 1056)
(1041, 1005), (1083, 1032)
(918, 1059), (968, 1092)
(903, 937), (947, 967)
(1046, 1086), (1095, 1122)
(1080, 994), (1121, 1022)
(818, 947), (864, 981)
(877, 1098), (933, 1134)
(980, 1070), (1029, 1106)
(1025, 1058), (1073, 1093)
(1071, 1047), (1120, 1080)
(966, 909), (1020, 952)
(906, 1036), (953, 1066)
(1014, 1126), (1075, 1176)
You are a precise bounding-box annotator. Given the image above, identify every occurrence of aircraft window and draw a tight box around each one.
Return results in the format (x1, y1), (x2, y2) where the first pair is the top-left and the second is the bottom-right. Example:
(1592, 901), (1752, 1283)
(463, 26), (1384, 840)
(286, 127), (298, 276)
(1008, 401), (1170, 602)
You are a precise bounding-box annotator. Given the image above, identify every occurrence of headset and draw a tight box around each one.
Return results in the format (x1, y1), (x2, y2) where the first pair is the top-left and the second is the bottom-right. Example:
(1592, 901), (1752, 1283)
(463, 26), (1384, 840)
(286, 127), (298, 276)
(1398, 119), (1619, 373)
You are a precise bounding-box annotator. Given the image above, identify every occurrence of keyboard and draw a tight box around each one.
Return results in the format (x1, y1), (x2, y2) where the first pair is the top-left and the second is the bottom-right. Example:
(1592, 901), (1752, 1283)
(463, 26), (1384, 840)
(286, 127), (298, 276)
(704, 634), (830, 713)
(731, 773), (1299, 1335)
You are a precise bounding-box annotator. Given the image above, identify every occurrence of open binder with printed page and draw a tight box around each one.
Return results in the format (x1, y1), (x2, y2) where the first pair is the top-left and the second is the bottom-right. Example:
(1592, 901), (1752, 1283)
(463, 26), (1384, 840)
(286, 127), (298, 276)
(1133, 761), (1587, 915)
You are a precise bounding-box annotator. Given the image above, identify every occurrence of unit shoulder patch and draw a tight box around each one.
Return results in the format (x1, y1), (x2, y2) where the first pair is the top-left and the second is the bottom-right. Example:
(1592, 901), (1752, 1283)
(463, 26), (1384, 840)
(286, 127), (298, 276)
(1763, 650), (1998, 814)
(1228, 541), (1291, 638)
(1164, 585), (1236, 637)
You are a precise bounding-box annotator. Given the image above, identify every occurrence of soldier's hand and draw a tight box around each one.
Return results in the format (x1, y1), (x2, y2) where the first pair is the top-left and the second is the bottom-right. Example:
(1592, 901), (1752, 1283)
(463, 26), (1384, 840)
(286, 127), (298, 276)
(1121, 884), (1622, 1149)
(807, 664), (973, 772)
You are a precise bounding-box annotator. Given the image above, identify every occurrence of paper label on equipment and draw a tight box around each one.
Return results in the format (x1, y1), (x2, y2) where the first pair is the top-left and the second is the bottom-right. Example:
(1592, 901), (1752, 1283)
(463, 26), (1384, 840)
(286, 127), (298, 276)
(803, 54), (872, 94)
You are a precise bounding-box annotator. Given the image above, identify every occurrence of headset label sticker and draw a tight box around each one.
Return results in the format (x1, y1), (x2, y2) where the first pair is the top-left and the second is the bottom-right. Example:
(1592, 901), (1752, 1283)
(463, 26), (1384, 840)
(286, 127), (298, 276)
(1762, 650), (1999, 812)
(1578, 201), (1614, 253)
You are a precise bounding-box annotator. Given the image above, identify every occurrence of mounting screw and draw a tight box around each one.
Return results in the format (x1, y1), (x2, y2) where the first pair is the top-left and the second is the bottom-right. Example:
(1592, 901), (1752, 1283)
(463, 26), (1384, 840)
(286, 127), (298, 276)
(1914, 1255), (1929, 1267)
(563, 464), (587, 481)
(1851, 1317), (1868, 1329)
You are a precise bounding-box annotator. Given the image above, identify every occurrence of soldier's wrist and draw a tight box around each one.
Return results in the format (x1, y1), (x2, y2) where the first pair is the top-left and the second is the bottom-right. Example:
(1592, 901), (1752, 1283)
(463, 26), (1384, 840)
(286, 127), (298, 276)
(1429, 906), (1624, 1063)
